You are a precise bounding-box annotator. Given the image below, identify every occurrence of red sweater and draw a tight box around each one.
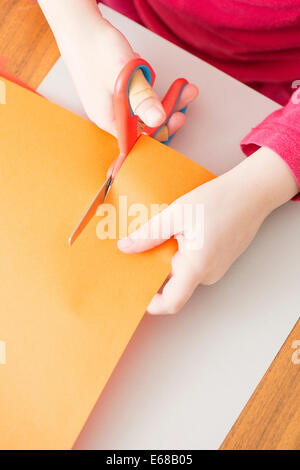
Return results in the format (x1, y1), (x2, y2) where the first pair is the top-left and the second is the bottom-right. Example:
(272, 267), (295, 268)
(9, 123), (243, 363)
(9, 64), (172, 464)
(101, 0), (300, 199)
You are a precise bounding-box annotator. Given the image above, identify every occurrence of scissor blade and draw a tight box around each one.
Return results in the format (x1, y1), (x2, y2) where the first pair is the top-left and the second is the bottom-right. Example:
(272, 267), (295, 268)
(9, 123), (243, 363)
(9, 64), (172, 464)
(69, 176), (112, 246)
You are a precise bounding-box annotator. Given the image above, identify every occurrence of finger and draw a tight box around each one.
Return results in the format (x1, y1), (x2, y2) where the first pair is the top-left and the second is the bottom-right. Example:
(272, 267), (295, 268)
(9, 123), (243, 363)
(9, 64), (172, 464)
(154, 84), (197, 143)
(166, 112), (186, 136)
(154, 112), (186, 143)
(117, 204), (183, 253)
(175, 83), (198, 112)
(129, 69), (166, 127)
(147, 252), (198, 314)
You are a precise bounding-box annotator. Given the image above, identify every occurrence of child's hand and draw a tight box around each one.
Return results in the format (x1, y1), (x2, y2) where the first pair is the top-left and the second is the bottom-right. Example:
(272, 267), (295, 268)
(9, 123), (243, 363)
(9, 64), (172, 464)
(38, 0), (198, 138)
(118, 147), (299, 314)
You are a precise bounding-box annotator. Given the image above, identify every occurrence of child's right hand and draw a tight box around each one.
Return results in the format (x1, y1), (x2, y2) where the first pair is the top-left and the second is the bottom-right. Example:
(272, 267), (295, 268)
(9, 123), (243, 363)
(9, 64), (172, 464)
(38, 0), (198, 139)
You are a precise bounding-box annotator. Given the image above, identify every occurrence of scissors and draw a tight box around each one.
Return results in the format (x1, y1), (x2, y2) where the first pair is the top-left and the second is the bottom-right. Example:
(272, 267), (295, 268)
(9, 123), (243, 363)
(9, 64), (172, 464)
(69, 57), (189, 246)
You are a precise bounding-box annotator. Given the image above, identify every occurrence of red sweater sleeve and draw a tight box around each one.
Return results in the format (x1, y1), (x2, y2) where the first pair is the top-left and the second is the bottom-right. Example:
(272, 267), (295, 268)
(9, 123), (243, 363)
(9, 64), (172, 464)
(241, 88), (300, 201)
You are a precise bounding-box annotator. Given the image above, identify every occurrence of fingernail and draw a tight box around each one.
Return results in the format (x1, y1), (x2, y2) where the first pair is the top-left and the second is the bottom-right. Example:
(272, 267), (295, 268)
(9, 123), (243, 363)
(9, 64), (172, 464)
(117, 237), (132, 251)
(144, 105), (165, 127)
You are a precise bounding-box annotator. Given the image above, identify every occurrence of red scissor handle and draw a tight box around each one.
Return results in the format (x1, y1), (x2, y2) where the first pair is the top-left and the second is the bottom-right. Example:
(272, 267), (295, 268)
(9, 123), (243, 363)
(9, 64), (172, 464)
(112, 58), (189, 179)
(112, 58), (155, 178)
(143, 77), (188, 142)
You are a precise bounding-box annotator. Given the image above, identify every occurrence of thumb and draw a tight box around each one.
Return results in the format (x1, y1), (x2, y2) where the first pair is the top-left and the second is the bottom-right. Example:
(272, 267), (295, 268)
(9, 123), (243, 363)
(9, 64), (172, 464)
(129, 69), (166, 127)
(117, 204), (183, 254)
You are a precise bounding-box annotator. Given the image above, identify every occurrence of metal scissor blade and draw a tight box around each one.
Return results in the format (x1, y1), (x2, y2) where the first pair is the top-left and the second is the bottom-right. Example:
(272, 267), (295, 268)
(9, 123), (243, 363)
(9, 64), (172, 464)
(68, 176), (112, 246)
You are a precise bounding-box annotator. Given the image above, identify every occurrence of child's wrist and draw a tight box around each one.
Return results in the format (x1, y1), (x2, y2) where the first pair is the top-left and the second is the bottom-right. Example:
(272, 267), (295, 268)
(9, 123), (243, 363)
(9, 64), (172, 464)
(222, 147), (299, 220)
(39, 0), (107, 48)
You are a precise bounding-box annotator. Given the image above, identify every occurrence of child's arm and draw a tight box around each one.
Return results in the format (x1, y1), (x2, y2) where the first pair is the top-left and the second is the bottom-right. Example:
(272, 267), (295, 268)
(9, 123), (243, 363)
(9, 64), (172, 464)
(38, 0), (197, 137)
(118, 145), (299, 314)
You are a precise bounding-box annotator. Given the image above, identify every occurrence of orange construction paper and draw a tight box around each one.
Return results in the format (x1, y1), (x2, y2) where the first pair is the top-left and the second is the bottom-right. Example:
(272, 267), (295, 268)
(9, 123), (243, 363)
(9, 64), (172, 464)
(0, 77), (215, 450)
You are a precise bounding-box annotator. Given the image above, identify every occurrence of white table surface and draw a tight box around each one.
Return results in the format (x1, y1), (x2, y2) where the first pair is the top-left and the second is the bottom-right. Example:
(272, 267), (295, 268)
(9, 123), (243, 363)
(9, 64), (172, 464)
(38, 5), (300, 450)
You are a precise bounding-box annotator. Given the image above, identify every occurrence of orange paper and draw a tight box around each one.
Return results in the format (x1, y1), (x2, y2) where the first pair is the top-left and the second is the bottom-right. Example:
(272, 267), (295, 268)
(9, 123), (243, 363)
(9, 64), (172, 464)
(0, 77), (215, 449)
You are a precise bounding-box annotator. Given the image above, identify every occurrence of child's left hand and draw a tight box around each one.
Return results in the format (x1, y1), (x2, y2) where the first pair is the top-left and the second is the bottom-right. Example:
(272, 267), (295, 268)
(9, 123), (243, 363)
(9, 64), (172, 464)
(118, 147), (299, 314)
